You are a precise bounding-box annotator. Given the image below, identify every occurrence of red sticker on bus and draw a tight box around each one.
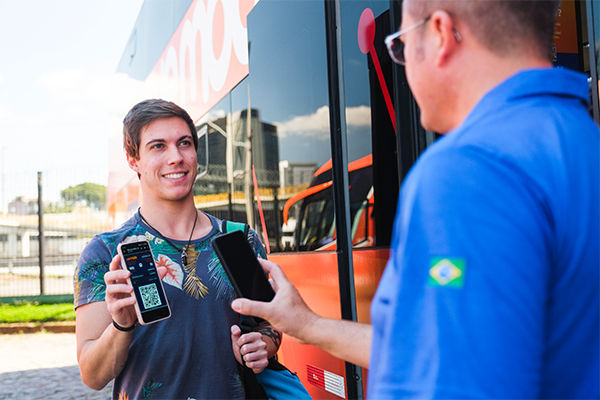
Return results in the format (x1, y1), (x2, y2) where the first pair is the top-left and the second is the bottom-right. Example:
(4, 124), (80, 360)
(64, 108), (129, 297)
(307, 365), (345, 398)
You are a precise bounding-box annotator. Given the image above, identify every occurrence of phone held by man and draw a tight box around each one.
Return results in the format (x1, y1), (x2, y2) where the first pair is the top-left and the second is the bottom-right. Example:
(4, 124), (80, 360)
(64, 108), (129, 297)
(117, 240), (171, 325)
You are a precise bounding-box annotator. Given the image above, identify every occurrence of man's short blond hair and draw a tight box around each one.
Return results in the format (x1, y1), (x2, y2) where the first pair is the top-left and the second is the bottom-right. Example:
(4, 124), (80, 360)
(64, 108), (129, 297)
(404, 0), (561, 61)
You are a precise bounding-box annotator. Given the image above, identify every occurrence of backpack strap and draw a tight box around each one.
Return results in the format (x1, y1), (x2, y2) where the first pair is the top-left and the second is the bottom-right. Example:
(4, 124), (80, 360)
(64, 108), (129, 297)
(222, 220), (250, 236)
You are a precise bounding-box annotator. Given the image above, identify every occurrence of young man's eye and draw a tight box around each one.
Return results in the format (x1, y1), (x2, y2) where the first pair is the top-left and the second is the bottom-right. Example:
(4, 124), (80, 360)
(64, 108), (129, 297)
(151, 143), (165, 150)
(180, 140), (192, 147)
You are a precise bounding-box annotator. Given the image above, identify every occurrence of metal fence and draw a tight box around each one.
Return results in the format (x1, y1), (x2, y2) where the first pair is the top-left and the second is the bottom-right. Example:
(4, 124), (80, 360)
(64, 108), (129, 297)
(0, 167), (108, 298)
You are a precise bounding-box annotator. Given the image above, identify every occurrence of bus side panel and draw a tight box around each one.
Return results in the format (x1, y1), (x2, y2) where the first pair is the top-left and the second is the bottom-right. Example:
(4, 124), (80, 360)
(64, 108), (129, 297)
(269, 249), (388, 399)
(108, 178), (141, 229)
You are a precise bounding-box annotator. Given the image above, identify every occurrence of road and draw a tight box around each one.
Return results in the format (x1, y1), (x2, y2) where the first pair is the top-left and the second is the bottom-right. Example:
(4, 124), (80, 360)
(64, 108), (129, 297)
(0, 332), (113, 399)
(0, 263), (75, 297)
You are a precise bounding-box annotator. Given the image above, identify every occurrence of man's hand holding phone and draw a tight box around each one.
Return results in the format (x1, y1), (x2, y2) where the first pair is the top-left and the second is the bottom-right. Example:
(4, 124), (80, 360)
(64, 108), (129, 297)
(103, 253), (170, 330)
(104, 254), (138, 330)
(231, 258), (318, 344)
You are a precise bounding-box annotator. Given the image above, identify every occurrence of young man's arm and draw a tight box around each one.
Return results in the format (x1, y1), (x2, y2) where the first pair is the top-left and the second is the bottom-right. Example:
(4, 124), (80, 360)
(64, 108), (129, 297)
(231, 259), (372, 368)
(76, 255), (142, 390)
(230, 322), (282, 373)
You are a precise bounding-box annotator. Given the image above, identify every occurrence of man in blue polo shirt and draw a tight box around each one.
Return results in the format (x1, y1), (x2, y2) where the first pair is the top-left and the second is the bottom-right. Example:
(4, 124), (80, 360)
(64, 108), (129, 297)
(232, 0), (600, 397)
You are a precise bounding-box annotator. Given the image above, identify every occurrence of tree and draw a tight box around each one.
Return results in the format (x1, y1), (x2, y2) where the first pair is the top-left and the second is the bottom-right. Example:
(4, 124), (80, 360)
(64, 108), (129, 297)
(60, 182), (106, 210)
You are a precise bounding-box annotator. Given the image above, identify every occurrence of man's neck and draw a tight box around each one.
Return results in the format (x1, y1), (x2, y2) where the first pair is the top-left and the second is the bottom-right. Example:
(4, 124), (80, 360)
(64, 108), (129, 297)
(139, 196), (210, 241)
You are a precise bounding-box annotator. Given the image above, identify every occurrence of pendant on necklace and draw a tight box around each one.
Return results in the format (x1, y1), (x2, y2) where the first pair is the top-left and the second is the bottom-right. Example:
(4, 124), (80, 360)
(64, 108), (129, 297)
(181, 249), (187, 266)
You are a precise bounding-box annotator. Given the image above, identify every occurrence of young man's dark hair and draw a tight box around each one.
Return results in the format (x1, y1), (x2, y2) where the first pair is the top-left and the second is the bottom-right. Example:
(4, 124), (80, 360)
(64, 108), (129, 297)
(405, 0), (561, 61)
(122, 98), (199, 160)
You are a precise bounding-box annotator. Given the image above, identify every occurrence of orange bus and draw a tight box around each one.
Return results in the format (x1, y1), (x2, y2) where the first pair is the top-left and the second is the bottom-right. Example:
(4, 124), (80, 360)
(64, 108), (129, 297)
(108, 1), (598, 398)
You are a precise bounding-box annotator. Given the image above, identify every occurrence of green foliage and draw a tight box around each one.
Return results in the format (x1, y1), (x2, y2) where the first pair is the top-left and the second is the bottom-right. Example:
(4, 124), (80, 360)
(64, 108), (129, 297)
(45, 202), (75, 214)
(0, 302), (75, 323)
(61, 182), (107, 210)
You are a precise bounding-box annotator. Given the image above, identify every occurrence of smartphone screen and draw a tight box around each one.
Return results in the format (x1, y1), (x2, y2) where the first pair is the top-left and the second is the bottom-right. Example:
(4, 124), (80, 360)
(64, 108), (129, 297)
(212, 230), (275, 303)
(119, 240), (171, 324)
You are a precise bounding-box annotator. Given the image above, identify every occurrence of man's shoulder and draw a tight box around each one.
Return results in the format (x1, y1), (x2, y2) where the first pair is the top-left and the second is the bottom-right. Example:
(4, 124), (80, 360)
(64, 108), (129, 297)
(86, 214), (144, 253)
(443, 74), (599, 167)
(460, 68), (595, 138)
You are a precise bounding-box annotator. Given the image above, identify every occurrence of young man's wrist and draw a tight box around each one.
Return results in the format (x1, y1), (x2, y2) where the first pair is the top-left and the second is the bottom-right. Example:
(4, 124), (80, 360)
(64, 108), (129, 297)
(112, 319), (137, 332)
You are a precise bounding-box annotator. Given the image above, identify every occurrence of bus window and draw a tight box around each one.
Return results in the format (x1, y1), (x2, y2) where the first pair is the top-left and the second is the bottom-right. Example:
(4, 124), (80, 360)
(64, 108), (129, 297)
(342, 3), (400, 249)
(193, 94), (233, 213)
(244, 1), (331, 252)
(193, 99), (229, 189)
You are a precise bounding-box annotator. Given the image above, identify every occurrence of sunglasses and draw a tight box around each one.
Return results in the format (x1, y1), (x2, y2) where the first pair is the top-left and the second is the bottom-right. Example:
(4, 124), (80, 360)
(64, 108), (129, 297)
(384, 16), (431, 65)
(385, 16), (462, 65)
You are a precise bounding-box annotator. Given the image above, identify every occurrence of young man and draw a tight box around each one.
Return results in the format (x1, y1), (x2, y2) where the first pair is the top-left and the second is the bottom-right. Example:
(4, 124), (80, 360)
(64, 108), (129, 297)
(232, 0), (600, 398)
(74, 99), (281, 399)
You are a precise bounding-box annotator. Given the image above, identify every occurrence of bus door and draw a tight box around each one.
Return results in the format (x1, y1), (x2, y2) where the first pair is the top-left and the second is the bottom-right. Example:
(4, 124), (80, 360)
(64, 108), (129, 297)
(239, 2), (404, 398)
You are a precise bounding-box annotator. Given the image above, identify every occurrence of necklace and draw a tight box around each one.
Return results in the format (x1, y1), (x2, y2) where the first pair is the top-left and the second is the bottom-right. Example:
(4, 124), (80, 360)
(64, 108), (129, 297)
(138, 208), (198, 266)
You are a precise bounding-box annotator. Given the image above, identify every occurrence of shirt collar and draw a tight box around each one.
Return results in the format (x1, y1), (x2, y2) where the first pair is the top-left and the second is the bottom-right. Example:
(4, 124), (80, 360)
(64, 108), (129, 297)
(492, 67), (589, 104)
(450, 68), (590, 135)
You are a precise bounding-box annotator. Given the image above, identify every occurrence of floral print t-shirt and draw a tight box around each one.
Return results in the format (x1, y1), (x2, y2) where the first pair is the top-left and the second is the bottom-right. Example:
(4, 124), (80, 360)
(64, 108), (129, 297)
(74, 211), (266, 400)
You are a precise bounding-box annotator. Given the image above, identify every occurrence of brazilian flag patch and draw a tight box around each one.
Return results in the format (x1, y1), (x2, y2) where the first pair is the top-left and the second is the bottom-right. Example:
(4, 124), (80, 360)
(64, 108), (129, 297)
(428, 258), (465, 288)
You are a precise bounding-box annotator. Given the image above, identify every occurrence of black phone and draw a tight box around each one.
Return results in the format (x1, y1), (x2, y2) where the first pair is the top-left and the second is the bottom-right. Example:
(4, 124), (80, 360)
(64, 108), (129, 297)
(212, 230), (275, 307)
(117, 240), (171, 325)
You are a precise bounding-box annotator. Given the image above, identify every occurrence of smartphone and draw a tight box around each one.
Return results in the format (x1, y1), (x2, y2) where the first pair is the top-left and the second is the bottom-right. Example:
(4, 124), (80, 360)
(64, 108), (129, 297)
(212, 230), (275, 324)
(117, 240), (171, 325)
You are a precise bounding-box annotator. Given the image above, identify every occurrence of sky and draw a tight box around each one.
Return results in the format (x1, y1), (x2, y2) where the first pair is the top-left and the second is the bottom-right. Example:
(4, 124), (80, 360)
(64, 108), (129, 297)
(0, 0), (145, 205)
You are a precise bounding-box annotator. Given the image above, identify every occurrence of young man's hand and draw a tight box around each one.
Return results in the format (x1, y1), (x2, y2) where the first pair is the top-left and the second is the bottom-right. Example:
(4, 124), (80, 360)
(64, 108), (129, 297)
(230, 325), (269, 374)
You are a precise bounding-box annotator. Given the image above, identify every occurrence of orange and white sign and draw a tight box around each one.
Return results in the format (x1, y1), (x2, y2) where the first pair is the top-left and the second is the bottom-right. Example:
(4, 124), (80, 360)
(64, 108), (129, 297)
(141, 0), (258, 121)
(554, 0), (578, 54)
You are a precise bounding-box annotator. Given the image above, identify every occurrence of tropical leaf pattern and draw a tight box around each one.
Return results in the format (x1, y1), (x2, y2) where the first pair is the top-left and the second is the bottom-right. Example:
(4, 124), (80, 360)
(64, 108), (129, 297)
(206, 221), (268, 302)
(74, 259), (107, 304)
(182, 270), (210, 299)
(183, 243), (199, 268)
(122, 234), (147, 244)
(205, 236), (236, 302)
(229, 373), (245, 399)
(142, 377), (163, 399)
(181, 243), (209, 299)
(155, 254), (183, 289)
(150, 239), (178, 258)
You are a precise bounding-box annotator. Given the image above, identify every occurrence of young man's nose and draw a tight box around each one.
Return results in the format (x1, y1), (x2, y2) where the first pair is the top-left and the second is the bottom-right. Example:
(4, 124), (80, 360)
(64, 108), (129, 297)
(167, 146), (184, 164)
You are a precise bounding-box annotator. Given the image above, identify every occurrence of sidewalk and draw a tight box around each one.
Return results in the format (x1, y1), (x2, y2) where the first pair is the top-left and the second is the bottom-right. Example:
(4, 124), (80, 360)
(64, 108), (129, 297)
(0, 321), (75, 334)
(0, 332), (113, 399)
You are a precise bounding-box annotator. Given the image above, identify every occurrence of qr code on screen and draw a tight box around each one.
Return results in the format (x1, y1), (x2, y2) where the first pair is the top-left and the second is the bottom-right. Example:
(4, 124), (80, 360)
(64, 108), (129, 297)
(139, 283), (161, 309)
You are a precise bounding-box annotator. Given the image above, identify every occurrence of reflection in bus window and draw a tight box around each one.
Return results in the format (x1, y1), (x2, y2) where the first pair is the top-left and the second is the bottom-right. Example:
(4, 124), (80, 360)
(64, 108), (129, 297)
(299, 198), (335, 251)
(285, 156), (374, 252)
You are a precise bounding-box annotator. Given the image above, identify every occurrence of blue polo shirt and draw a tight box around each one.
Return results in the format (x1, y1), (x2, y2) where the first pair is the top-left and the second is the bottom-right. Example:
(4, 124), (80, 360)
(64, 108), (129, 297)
(368, 68), (600, 398)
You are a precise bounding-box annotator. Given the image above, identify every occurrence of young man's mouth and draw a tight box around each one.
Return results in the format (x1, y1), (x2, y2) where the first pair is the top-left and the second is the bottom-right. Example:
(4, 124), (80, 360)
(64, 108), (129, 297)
(163, 172), (187, 179)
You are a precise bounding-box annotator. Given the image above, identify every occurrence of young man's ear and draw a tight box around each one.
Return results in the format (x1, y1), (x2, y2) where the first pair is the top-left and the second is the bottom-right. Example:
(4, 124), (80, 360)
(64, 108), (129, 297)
(127, 154), (143, 179)
(127, 153), (140, 173)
